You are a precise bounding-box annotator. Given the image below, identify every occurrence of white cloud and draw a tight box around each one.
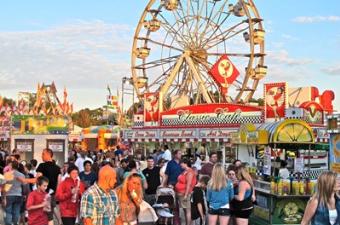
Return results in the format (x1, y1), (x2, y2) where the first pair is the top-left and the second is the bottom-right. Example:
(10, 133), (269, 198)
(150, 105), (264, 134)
(321, 64), (340, 76)
(267, 49), (313, 66)
(0, 20), (135, 109)
(292, 16), (340, 23)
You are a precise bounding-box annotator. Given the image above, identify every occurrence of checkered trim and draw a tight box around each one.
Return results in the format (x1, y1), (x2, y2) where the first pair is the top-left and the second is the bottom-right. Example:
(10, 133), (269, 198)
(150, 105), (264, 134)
(133, 121), (144, 127)
(302, 170), (326, 180)
(286, 116), (303, 119)
(255, 169), (326, 180)
(316, 138), (329, 143)
(161, 115), (262, 126)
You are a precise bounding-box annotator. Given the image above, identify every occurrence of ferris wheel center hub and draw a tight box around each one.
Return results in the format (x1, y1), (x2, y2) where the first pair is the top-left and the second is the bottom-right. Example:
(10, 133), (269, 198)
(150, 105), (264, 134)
(187, 48), (208, 61)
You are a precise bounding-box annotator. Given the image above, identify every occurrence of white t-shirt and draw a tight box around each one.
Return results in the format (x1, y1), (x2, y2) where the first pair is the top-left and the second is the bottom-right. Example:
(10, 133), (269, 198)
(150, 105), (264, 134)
(193, 157), (202, 171)
(162, 150), (172, 161)
(75, 156), (93, 172)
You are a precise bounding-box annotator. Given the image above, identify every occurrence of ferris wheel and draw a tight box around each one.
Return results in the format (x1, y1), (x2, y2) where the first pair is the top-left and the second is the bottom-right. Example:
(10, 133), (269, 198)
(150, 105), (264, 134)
(131, 0), (266, 112)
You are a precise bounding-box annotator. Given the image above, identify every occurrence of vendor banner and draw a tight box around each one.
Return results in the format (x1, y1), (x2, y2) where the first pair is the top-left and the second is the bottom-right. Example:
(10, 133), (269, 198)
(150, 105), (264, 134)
(11, 115), (70, 135)
(161, 103), (263, 127)
(330, 134), (340, 174)
(264, 82), (287, 120)
(123, 129), (158, 140)
(208, 54), (240, 95)
(144, 92), (159, 124)
(160, 129), (196, 139)
(198, 128), (234, 139)
(300, 101), (324, 125)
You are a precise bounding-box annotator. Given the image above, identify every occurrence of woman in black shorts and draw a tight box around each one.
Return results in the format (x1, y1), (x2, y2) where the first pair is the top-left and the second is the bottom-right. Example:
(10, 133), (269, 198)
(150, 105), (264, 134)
(206, 163), (234, 225)
(231, 166), (255, 225)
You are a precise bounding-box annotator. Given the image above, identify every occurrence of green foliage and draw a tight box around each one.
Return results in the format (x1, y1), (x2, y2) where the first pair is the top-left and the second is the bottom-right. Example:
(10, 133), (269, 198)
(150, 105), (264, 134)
(249, 98), (265, 106)
(1, 97), (16, 106)
(71, 107), (118, 128)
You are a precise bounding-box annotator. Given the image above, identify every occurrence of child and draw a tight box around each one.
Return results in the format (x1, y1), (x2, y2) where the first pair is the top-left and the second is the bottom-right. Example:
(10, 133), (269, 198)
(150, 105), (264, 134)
(26, 176), (49, 225)
(191, 175), (210, 225)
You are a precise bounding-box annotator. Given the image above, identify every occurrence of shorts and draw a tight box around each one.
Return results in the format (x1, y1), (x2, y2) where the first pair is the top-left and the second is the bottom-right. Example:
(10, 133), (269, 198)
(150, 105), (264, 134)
(177, 194), (191, 209)
(233, 208), (253, 219)
(208, 208), (231, 216)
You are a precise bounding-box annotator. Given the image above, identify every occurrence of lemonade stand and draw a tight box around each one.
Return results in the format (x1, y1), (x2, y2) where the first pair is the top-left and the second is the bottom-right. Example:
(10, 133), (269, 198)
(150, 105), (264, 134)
(232, 119), (326, 225)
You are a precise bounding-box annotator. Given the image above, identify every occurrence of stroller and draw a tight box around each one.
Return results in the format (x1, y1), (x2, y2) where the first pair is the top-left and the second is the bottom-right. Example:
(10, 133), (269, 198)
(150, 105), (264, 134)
(153, 187), (176, 225)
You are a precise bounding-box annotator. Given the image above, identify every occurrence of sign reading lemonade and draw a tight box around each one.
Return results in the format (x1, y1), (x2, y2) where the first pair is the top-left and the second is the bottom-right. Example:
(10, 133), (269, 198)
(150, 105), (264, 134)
(11, 115), (70, 135)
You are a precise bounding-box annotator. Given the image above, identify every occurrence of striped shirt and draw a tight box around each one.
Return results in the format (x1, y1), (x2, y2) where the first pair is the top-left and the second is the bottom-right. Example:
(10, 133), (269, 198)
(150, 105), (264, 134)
(80, 183), (119, 225)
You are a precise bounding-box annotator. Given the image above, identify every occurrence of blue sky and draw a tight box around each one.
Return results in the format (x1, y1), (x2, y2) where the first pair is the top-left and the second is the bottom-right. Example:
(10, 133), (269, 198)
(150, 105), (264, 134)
(0, 0), (339, 111)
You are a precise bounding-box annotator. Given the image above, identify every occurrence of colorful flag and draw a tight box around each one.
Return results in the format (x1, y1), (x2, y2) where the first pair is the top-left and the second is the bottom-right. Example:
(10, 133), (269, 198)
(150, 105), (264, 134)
(208, 54), (240, 94)
(111, 96), (118, 106)
(106, 95), (119, 113)
(144, 92), (159, 122)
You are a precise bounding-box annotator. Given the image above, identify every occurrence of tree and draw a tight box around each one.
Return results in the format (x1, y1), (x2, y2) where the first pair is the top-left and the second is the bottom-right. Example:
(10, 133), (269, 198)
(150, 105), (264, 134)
(75, 109), (91, 128)
(72, 107), (118, 128)
(1, 97), (16, 106)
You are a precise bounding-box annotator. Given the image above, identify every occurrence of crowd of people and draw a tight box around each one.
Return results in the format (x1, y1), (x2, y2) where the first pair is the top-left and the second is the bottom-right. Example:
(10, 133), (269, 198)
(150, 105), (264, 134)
(0, 145), (340, 225)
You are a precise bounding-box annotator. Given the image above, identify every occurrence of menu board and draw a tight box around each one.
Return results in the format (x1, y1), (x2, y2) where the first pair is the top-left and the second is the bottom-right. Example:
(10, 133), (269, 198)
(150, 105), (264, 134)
(47, 141), (64, 152)
(294, 157), (304, 173)
(16, 140), (33, 152)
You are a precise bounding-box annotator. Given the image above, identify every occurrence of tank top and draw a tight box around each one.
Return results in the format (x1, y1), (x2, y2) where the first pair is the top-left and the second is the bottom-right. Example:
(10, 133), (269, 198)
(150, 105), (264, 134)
(175, 169), (196, 194)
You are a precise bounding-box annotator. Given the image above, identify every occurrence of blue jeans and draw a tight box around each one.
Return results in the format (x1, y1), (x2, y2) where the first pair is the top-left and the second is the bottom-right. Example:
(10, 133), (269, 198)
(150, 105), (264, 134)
(5, 196), (23, 225)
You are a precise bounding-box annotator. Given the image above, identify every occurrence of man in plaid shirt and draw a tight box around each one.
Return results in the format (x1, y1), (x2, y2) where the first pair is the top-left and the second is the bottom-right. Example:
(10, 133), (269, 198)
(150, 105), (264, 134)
(81, 165), (119, 225)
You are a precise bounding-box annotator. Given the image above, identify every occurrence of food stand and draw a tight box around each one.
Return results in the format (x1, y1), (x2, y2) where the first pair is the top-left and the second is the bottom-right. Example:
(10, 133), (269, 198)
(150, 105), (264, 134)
(123, 126), (237, 160)
(81, 125), (120, 151)
(10, 115), (70, 164)
(122, 103), (264, 162)
(232, 119), (327, 225)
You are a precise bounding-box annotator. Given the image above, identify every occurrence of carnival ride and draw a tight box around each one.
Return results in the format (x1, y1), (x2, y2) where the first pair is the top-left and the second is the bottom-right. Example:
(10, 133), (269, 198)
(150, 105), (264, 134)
(131, 0), (266, 113)
(32, 82), (73, 116)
